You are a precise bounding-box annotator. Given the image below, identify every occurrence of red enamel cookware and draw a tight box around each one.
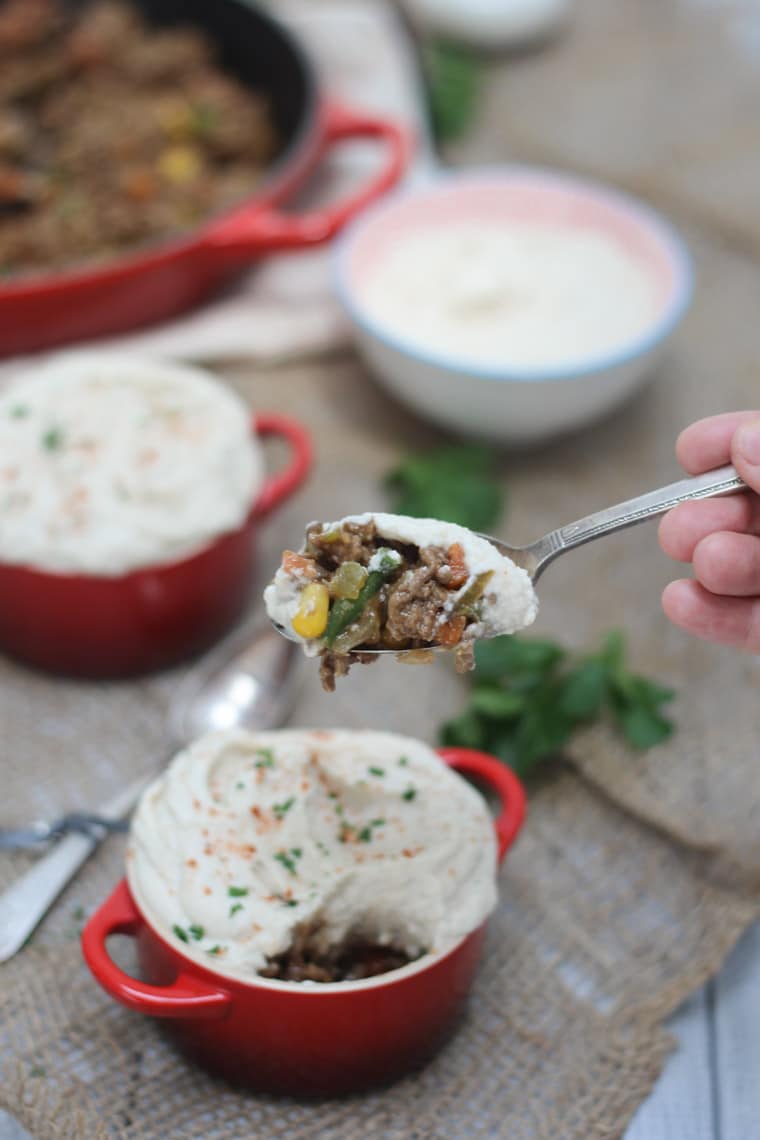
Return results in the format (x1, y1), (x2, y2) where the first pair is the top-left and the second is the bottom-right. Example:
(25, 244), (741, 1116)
(82, 748), (526, 1097)
(0, 0), (410, 357)
(0, 409), (311, 677)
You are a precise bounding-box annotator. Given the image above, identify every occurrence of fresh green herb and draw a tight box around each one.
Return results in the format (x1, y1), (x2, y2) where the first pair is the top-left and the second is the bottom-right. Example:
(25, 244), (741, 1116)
(228, 886), (248, 898)
(273, 796), (295, 819)
(358, 827), (373, 843)
(274, 848), (302, 875)
(423, 40), (481, 144)
(172, 924), (189, 943)
(42, 426), (64, 451)
(192, 101), (220, 135)
(368, 766), (385, 777)
(402, 787), (417, 802)
(281, 898), (299, 908)
(385, 444), (503, 532)
(254, 749), (275, 769)
(371, 818), (386, 827)
(188, 924), (204, 941)
(325, 549), (401, 646)
(207, 945), (223, 956)
(229, 903), (244, 918)
(9, 404), (29, 419)
(398, 756), (409, 767)
(235, 781), (245, 790)
(316, 840), (330, 855)
(440, 631), (676, 778)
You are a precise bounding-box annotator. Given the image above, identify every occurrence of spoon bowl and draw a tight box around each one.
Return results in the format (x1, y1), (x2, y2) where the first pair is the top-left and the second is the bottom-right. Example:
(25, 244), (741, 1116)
(271, 463), (745, 657)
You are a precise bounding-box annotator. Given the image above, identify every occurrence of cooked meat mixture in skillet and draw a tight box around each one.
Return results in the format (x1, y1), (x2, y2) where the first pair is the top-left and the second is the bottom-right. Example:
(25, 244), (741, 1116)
(0, 0), (278, 275)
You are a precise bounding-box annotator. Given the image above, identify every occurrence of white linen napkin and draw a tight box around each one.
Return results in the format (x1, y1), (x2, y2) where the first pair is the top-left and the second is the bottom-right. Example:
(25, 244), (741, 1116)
(0, 0), (432, 378)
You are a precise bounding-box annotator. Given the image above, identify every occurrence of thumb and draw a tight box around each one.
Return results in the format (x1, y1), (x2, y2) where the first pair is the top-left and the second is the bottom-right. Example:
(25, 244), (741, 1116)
(731, 416), (760, 493)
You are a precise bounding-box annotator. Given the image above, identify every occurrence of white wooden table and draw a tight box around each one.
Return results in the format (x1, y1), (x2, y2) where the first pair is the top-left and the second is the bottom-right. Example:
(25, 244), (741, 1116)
(2, 924), (759, 1139)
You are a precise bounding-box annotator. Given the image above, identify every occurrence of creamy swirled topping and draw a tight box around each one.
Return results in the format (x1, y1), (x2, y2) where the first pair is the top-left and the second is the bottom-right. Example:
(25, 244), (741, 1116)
(0, 355), (262, 575)
(128, 728), (498, 980)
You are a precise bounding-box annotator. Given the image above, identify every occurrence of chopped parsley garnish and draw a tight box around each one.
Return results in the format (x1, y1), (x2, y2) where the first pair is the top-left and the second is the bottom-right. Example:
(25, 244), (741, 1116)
(42, 426), (64, 451)
(371, 818), (386, 827)
(228, 886), (248, 897)
(254, 749), (275, 769)
(398, 756), (409, 767)
(235, 781), (245, 790)
(229, 903), (244, 918)
(172, 924), (189, 943)
(9, 405), (29, 419)
(274, 848), (302, 875)
(273, 797), (295, 819)
(188, 924), (205, 941)
(281, 898), (299, 908)
(402, 787), (417, 802)
(207, 945), (223, 956)
(368, 766), (385, 777)
(358, 827), (372, 843)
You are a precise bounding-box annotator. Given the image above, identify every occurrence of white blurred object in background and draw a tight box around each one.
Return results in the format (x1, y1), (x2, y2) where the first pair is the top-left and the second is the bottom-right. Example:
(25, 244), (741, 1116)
(402, 0), (572, 49)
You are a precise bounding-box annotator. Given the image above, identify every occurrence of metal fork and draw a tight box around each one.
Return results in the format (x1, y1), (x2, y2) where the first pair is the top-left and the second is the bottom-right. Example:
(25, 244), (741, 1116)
(0, 813), (129, 851)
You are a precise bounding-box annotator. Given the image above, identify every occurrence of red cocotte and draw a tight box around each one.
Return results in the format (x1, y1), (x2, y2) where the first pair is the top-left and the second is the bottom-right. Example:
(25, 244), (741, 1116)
(0, 412), (311, 678)
(82, 748), (526, 1096)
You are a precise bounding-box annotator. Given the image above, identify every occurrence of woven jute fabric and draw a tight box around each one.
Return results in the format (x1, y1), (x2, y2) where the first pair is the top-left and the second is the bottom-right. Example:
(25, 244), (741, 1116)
(5, 0), (760, 1135)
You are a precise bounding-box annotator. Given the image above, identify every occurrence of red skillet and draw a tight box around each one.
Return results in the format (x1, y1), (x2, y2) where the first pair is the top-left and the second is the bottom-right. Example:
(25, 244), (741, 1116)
(0, 0), (411, 357)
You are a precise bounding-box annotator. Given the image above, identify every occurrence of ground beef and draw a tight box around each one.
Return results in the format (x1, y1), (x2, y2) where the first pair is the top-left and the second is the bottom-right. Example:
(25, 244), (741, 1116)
(258, 925), (416, 983)
(319, 650), (378, 692)
(306, 520), (377, 569)
(384, 547), (453, 644)
(0, 0), (279, 275)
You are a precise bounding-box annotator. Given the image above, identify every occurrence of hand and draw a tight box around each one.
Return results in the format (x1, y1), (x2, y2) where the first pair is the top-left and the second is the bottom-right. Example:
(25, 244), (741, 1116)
(658, 412), (760, 650)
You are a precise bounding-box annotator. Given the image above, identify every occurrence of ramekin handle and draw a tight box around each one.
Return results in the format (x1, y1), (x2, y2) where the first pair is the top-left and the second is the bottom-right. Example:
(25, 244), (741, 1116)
(81, 880), (231, 1020)
(437, 747), (527, 863)
(251, 412), (312, 521)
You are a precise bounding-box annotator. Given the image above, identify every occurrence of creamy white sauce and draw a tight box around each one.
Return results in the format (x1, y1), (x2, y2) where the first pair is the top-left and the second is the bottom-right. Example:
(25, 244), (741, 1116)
(0, 354), (262, 575)
(128, 728), (498, 981)
(263, 512), (538, 653)
(360, 222), (659, 368)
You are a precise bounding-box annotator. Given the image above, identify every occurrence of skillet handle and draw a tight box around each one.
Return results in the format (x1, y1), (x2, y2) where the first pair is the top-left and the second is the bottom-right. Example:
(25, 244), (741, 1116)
(437, 747), (527, 864)
(203, 102), (411, 257)
(82, 880), (232, 1020)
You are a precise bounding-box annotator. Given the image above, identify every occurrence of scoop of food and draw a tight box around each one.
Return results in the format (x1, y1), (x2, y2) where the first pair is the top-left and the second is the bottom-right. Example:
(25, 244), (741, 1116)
(263, 512), (538, 690)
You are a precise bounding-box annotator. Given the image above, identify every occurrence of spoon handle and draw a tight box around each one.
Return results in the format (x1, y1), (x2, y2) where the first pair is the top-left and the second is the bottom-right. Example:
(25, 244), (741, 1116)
(0, 770), (155, 963)
(530, 464), (746, 579)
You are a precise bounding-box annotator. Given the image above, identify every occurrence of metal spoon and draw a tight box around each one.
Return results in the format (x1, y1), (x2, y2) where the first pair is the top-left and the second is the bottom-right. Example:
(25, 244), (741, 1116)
(0, 622), (299, 963)
(272, 463), (746, 653)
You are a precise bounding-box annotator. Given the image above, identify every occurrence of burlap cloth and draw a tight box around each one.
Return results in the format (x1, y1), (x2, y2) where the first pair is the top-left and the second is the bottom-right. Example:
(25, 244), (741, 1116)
(4, 1), (760, 1137)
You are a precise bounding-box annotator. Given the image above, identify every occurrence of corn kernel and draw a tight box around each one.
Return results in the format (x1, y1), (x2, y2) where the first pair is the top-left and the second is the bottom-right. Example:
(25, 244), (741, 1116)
(292, 582), (330, 639)
(157, 145), (203, 186)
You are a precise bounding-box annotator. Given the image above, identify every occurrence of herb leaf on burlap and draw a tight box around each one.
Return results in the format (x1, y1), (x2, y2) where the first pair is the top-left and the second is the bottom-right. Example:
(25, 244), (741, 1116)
(441, 631), (676, 778)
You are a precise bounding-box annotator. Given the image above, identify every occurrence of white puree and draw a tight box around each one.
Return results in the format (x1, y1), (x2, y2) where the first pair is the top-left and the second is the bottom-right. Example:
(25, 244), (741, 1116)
(0, 355), (262, 575)
(264, 512), (538, 652)
(128, 728), (498, 979)
(360, 221), (659, 368)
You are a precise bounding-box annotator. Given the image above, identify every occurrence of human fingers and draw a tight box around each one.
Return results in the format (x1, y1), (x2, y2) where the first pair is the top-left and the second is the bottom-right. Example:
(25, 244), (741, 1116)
(675, 411), (760, 474)
(661, 578), (760, 650)
(731, 416), (760, 496)
(692, 531), (760, 597)
(658, 495), (760, 562)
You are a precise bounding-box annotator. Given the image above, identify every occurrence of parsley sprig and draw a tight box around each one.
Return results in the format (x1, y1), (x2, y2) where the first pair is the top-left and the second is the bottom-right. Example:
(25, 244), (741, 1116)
(384, 444), (503, 533)
(441, 631), (675, 778)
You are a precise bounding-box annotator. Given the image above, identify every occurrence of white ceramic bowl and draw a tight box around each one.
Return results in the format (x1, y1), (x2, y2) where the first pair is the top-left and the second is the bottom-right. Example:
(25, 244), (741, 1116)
(333, 168), (693, 445)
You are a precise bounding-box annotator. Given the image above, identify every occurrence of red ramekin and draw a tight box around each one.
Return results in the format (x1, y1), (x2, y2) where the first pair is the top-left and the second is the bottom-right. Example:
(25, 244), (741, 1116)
(0, 412), (311, 677)
(82, 748), (526, 1096)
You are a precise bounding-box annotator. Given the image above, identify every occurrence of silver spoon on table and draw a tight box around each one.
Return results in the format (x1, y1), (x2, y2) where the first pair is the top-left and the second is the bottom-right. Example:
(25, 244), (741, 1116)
(272, 463), (746, 651)
(0, 623), (299, 963)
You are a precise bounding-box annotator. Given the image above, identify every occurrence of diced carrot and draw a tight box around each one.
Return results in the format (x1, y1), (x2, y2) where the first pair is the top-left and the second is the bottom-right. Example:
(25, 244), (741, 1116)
(446, 543), (469, 589)
(437, 614), (467, 647)
(281, 550), (317, 579)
